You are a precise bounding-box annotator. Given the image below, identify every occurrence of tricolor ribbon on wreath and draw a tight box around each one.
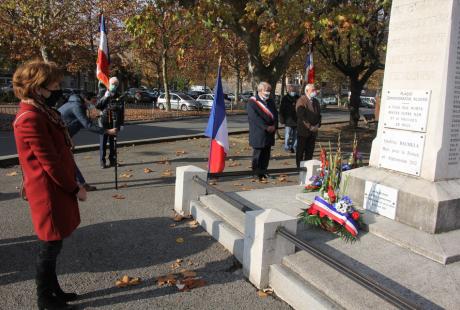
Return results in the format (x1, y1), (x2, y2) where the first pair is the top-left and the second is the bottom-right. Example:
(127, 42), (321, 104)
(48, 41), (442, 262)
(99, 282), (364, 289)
(249, 97), (274, 119)
(310, 196), (359, 236)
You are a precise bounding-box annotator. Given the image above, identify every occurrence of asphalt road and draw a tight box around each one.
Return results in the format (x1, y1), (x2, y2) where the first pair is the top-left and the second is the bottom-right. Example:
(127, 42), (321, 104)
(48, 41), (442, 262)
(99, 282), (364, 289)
(0, 107), (371, 156)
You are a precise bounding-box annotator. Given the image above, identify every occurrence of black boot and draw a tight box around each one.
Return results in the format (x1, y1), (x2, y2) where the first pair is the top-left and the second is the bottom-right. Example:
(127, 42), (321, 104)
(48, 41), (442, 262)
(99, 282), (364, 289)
(36, 265), (74, 309)
(51, 267), (78, 302)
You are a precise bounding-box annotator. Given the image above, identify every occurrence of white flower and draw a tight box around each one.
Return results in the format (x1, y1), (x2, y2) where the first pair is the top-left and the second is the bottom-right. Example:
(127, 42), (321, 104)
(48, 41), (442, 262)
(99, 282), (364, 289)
(335, 200), (350, 214)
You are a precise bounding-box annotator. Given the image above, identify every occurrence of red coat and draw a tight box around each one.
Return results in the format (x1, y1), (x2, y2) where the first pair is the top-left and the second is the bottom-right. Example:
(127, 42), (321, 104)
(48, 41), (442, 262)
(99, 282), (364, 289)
(13, 102), (80, 241)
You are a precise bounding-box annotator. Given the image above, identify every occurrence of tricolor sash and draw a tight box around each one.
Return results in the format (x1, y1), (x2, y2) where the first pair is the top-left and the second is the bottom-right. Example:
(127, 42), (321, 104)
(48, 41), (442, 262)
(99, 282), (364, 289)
(249, 97), (274, 120)
(310, 196), (359, 236)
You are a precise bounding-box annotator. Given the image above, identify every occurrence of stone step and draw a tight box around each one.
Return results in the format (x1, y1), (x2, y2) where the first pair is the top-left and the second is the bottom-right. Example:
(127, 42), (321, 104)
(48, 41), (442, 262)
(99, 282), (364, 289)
(190, 199), (244, 263)
(269, 264), (343, 310)
(284, 226), (460, 310)
(199, 194), (246, 234)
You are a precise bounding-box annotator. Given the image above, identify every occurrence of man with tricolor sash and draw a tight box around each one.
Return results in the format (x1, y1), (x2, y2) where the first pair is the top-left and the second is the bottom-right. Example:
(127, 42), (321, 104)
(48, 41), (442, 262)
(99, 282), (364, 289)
(247, 82), (278, 181)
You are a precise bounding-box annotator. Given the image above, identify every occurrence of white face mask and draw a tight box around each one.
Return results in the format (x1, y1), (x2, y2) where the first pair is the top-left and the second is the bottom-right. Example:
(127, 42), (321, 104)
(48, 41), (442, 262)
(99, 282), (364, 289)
(261, 91), (270, 100)
(289, 92), (296, 97)
(309, 91), (317, 98)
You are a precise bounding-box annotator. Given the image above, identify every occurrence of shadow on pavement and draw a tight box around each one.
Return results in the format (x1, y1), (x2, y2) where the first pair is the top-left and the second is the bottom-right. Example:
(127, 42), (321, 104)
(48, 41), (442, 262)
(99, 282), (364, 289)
(0, 217), (214, 287)
(0, 192), (19, 202)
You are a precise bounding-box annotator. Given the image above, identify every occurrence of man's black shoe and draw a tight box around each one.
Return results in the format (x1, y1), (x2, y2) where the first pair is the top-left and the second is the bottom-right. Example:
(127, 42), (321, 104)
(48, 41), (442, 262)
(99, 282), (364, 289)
(290, 148), (295, 153)
(100, 162), (107, 169)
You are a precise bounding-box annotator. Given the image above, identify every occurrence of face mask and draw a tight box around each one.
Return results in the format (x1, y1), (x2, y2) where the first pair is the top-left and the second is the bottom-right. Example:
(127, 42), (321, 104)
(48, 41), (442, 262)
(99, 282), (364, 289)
(43, 88), (63, 108)
(262, 92), (270, 100)
(289, 92), (296, 97)
(309, 91), (317, 98)
(109, 84), (118, 93)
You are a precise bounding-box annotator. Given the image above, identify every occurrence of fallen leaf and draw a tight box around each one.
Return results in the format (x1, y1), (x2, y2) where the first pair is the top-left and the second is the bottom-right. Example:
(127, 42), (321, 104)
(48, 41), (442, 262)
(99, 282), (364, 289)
(6, 171), (18, 177)
(176, 258), (183, 264)
(209, 179), (217, 185)
(143, 167), (154, 173)
(176, 237), (185, 244)
(258, 290), (269, 298)
(112, 194), (125, 199)
(176, 277), (206, 291)
(115, 280), (127, 288)
(122, 275), (130, 283)
(240, 187), (254, 191)
(175, 150), (187, 156)
(258, 179), (268, 184)
(262, 288), (273, 295)
(173, 214), (184, 222)
(119, 172), (133, 179)
(181, 270), (197, 278)
(188, 220), (199, 229)
(162, 169), (173, 177)
(277, 175), (288, 182)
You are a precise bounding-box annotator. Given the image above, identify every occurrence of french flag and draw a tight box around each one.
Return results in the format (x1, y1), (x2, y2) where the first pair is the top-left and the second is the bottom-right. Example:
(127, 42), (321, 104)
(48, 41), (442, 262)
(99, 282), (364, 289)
(96, 14), (110, 88)
(305, 50), (315, 84)
(204, 65), (229, 173)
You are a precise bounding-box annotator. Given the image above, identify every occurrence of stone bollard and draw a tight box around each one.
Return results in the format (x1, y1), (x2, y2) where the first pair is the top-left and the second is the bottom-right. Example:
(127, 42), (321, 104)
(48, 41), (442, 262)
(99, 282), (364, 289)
(243, 209), (297, 289)
(299, 159), (321, 185)
(174, 165), (207, 216)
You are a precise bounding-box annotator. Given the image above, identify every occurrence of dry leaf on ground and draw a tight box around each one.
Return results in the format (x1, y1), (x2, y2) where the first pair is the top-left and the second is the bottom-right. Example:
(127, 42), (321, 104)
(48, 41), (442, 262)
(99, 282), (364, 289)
(188, 220), (199, 229)
(157, 274), (177, 287)
(257, 290), (269, 298)
(143, 167), (154, 173)
(119, 172), (133, 179)
(176, 237), (184, 244)
(115, 276), (141, 288)
(112, 194), (125, 199)
(175, 150), (187, 156)
(181, 270), (197, 278)
(176, 277), (206, 292)
(240, 187), (254, 191)
(162, 169), (173, 177)
(5, 171), (18, 177)
(277, 175), (288, 182)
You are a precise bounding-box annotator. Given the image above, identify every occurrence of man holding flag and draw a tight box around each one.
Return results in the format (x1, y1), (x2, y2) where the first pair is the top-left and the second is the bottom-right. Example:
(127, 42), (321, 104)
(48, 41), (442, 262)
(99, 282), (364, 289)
(204, 62), (229, 174)
(247, 82), (278, 181)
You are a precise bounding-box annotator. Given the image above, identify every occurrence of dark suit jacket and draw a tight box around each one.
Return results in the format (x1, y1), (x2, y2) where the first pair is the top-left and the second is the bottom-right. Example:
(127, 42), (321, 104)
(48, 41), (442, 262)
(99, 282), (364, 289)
(247, 95), (278, 148)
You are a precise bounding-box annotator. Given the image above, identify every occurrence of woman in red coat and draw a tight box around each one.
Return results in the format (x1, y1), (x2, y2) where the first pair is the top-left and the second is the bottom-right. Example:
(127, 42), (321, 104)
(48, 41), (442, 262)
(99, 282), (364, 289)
(13, 60), (86, 310)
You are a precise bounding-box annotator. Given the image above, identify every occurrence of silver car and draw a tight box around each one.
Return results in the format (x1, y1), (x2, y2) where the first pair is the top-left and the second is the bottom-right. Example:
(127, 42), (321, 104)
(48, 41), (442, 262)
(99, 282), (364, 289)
(196, 93), (231, 110)
(157, 92), (201, 111)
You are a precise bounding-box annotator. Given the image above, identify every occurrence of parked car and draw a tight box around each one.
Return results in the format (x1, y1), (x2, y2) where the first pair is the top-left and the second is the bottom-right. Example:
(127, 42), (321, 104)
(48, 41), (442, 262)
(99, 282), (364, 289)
(124, 88), (157, 106)
(240, 90), (254, 100)
(196, 93), (231, 110)
(187, 90), (209, 99)
(360, 96), (376, 108)
(320, 96), (337, 105)
(157, 92), (201, 111)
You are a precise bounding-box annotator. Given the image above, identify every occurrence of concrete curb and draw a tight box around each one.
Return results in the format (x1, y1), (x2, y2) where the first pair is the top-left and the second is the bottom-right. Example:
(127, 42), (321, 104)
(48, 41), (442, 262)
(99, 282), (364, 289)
(0, 120), (350, 167)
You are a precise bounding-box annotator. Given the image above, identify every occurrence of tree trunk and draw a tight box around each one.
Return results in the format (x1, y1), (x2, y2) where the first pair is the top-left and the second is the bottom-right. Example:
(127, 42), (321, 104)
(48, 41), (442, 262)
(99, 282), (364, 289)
(161, 50), (171, 111)
(40, 46), (49, 62)
(349, 77), (363, 128)
(234, 68), (240, 111)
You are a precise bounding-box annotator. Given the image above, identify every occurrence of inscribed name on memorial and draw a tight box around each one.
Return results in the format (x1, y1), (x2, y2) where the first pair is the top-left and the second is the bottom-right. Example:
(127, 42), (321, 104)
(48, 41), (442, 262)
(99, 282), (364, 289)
(448, 18), (460, 166)
(363, 181), (398, 220)
(383, 90), (430, 132)
(379, 129), (425, 176)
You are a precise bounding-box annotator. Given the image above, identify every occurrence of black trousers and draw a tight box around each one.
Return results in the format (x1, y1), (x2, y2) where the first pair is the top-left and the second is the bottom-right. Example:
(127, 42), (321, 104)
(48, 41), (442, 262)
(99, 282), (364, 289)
(99, 134), (115, 163)
(36, 240), (63, 294)
(296, 133), (317, 168)
(252, 146), (271, 176)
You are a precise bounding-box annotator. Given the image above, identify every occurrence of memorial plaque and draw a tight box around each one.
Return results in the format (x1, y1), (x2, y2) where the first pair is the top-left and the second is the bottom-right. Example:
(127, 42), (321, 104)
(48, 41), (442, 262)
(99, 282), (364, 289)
(378, 129), (425, 176)
(363, 181), (398, 220)
(383, 90), (430, 132)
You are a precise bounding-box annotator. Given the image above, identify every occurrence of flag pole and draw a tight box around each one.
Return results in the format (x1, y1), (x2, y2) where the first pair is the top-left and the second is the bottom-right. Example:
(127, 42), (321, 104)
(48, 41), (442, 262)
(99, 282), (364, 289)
(302, 42), (312, 94)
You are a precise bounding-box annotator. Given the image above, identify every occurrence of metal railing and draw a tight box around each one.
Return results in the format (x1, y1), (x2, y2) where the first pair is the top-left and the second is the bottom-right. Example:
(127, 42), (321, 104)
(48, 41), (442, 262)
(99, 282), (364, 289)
(192, 173), (420, 310)
(277, 227), (419, 310)
(209, 167), (305, 179)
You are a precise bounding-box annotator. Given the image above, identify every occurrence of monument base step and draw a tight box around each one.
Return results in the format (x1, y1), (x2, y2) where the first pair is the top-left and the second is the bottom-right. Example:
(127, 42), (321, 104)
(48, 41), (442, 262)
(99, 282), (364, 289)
(190, 200), (244, 263)
(343, 166), (460, 234)
(283, 225), (460, 309)
(269, 264), (342, 310)
(296, 191), (460, 264)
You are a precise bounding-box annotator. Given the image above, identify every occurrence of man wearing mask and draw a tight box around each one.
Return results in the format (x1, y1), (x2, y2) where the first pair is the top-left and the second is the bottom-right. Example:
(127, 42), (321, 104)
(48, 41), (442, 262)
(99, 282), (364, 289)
(96, 77), (125, 169)
(247, 82), (278, 181)
(279, 85), (299, 153)
(59, 92), (118, 189)
(296, 83), (321, 168)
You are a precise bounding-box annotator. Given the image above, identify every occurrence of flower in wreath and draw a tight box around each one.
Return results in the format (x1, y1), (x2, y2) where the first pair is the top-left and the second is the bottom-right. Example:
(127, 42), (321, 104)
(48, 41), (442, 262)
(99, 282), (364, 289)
(327, 186), (337, 203)
(335, 199), (351, 214)
(351, 211), (360, 221)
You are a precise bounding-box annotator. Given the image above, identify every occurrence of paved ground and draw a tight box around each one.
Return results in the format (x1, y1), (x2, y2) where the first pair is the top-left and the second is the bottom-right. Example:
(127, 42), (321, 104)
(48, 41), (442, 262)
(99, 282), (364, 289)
(0, 106), (374, 156)
(0, 124), (376, 309)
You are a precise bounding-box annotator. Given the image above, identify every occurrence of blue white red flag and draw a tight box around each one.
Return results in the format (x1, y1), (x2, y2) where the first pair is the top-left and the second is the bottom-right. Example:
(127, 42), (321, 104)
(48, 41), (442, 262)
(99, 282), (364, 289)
(204, 65), (229, 173)
(304, 50), (315, 84)
(96, 14), (110, 88)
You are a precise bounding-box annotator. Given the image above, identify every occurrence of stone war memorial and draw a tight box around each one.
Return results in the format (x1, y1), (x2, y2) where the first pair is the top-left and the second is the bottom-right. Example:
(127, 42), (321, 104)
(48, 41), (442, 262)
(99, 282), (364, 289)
(346, 0), (460, 264)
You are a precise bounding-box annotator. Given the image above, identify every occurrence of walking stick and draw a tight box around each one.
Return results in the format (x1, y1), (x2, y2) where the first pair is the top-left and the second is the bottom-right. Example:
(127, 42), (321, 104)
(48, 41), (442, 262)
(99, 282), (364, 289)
(113, 115), (118, 190)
